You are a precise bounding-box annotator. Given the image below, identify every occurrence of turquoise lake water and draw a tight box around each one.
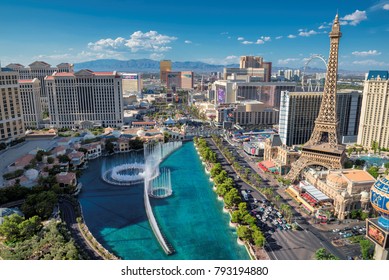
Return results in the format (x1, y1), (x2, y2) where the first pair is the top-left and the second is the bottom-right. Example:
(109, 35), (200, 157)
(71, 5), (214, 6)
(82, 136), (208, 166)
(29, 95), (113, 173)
(78, 142), (249, 260)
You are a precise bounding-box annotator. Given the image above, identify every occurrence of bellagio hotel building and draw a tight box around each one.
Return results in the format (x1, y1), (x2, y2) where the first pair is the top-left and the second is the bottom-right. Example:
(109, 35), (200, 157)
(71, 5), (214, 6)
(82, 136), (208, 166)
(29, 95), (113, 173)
(45, 70), (123, 129)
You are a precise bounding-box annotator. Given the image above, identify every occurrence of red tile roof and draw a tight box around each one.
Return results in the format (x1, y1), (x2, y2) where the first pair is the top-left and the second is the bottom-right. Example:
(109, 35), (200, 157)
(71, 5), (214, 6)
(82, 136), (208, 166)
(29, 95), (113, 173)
(56, 172), (76, 185)
(19, 79), (34, 83)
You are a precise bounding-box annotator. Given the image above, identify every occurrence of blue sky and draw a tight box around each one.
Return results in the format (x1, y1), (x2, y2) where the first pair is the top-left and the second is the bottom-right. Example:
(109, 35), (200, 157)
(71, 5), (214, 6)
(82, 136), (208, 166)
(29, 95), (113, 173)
(1, 0), (388, 71)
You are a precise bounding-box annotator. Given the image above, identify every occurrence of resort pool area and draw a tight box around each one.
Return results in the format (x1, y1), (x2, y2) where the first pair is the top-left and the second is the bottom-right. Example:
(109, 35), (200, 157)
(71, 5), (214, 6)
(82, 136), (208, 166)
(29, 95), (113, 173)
(356, 155), (389, 167)
(78, 142), (250, 260)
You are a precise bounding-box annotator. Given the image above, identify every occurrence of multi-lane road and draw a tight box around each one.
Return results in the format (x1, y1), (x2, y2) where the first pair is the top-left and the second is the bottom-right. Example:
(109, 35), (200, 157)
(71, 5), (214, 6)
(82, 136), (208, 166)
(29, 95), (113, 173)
(206, 137), (352, 260)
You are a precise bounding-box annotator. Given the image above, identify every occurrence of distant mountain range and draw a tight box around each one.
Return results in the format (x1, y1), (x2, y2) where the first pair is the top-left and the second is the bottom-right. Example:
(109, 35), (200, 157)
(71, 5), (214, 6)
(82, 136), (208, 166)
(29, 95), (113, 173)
(74, 59), (365, 76)
(74, 59), (239, 73)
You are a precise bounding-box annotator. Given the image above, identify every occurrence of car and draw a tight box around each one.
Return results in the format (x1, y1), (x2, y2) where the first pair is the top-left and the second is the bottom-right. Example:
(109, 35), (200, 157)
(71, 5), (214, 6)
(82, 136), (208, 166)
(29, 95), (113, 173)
(253, 198), (258, 203)
(332, 228), (340, 233)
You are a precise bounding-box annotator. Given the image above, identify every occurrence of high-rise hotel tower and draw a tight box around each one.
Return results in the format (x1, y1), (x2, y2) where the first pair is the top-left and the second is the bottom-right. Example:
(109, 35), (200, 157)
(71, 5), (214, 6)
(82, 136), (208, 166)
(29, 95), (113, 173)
(357, 71), (389, 149)
(45, 70), (123, 129)
(0, 68), (25, 143)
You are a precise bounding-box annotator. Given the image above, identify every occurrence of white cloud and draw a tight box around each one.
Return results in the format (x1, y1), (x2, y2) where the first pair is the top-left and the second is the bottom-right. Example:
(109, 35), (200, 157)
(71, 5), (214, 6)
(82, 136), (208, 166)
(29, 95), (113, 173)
(88, 31), (177, 53)
(237, 37), (245, 41)
(260, 36), (271, 42)
(287, 34), (296, 39)
(150, 53), (164, 60)
(352, 50), (382, 56)
(200, 55), (239, 65)
(255, 39), (265, 45)
(184, 40), (192, 44)
(275, 36), (283, 40)
(353, 59), (388, 66)
(318, 24), (329, 29)
(277, 58), (300, 65)
(242, 41), (253, 45)
(341, 10), (367, 26)
(299, 30), (318, 37)
(33, 49), (126, 63)
(88, 37), (127, 51)
(384, 4), (389, 10)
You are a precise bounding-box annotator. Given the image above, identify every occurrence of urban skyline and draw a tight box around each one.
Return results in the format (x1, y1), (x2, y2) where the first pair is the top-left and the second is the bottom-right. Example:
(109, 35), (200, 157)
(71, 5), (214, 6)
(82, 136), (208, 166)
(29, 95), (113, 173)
(1, 0), (388, 71)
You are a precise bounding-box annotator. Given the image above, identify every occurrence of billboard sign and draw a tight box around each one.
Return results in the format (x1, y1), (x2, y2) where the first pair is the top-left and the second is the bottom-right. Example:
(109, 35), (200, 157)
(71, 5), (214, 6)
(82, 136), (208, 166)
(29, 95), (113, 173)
(366, 219), (389, 248)
(123, 74), (138, 80)
(217, 88), (226, 104)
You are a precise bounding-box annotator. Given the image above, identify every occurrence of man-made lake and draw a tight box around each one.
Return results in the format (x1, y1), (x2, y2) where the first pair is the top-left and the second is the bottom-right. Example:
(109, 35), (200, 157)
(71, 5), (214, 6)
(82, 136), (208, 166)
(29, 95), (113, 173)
(79, 142), (249, 260)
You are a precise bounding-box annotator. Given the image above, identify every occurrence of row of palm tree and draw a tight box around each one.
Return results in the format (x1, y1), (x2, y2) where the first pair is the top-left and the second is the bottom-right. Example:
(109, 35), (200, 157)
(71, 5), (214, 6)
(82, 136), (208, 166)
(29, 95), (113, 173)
(196, 137), (265, 249)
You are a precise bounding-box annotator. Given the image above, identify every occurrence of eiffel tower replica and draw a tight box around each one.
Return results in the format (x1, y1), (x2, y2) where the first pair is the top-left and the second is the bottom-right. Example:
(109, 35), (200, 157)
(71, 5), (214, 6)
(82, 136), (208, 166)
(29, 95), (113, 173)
(286, 14), (347, 182)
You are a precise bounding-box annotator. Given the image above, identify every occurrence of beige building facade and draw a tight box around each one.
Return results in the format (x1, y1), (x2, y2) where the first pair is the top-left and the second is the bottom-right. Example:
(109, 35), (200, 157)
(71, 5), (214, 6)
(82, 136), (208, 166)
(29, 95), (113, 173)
(122, 73), (143, 94)
(0, 69), (25, 143)
(357, 71), (389, 149)
(19, 78), (42, 128)
(6, 61), (74, 114)
(304, 169), (375, 220)
(45, 70), (123, 128)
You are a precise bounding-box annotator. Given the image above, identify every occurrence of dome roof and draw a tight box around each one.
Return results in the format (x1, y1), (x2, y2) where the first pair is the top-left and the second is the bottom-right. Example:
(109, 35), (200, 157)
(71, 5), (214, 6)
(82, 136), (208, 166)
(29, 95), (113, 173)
(25, 169), (39, 180)
(360, 191), (370, 202)
(137, 129), (145, 137)
(370, 175), (389, 215)
(327, 173), (348, 189)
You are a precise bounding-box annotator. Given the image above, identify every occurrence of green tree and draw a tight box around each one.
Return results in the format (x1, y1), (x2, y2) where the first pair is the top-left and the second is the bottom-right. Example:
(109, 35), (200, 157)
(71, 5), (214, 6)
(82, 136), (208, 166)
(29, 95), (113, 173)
(105, 140), (115, 154)
(210, 163), (223, 178)
(314, 248), (339, 260)
(214, 170), (228, 185)
(347, 147), (354, 157)
(243, 213), (256, 226)
(251, 227), (265, 247)
(360, 239), (374, 260)
(224, 188), (242, 208)
(0, 214), (42, 244)
(367, 166), (379, 179)
(21, 191), (58, 219)
(0, 220), (80, 260)
(57, 154), (70, 163)
(237, 226), (252, 242)
(371, 141), (379, 154)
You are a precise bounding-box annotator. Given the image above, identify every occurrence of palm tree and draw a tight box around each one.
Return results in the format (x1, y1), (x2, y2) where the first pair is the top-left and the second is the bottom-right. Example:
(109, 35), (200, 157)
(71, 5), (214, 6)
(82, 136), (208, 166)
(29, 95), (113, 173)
(274, 195), (281, 204)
